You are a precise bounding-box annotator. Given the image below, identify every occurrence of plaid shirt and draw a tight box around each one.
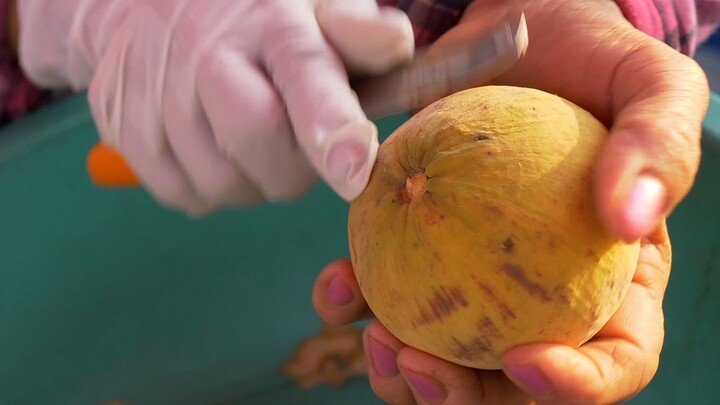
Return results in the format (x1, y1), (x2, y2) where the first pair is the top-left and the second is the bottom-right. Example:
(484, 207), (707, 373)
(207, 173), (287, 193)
(0, 0), (717, 127)
(378, 0), (473, 46)
(615, 0), (720, 55)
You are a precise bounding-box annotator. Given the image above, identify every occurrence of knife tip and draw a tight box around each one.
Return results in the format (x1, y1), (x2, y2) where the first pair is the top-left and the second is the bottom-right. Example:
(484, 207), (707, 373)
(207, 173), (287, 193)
(514, 12), (530, 58)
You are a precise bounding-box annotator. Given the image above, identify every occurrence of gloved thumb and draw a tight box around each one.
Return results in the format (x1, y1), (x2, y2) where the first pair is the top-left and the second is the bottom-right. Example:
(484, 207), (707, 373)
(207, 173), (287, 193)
(315, 0), (415, 75)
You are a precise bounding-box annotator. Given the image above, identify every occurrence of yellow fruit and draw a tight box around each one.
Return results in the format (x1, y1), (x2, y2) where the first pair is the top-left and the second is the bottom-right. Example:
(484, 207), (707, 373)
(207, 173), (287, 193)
(347, 86), (640, 370)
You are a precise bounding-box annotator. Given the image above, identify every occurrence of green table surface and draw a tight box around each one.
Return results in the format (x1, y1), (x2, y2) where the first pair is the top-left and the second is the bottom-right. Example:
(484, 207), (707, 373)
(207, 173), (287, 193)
(1, 93), (719, 405)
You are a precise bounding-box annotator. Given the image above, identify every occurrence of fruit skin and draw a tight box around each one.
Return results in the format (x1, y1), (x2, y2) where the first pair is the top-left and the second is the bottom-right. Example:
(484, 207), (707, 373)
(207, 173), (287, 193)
(347, 86), (641, 370)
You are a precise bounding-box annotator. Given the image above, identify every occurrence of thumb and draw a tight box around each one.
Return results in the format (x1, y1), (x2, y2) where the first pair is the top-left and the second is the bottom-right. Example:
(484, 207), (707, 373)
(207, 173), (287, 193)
(594, 33), (710, 242)
(501, 341), (650, 405)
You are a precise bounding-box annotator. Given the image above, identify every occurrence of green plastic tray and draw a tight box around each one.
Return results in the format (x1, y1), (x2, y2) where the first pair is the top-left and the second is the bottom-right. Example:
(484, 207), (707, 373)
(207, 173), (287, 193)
(1, 92), (719, 404)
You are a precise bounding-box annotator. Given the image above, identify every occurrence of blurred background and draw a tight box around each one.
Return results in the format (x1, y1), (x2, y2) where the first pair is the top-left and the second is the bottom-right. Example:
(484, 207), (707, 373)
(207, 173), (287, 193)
(697, 31), (720, 92)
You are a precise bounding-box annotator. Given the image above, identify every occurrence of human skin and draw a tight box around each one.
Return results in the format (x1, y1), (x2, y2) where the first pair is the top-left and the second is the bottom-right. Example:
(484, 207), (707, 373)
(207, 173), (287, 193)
(313, 1), (710, 404)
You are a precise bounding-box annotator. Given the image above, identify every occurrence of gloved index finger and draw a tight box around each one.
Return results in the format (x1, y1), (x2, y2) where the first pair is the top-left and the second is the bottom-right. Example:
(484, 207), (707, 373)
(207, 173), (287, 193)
(261, 6), (379, 202)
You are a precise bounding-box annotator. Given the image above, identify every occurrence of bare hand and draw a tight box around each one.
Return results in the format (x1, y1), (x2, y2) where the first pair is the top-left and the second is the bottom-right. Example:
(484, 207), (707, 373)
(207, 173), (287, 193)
(312, 0), (709, 402)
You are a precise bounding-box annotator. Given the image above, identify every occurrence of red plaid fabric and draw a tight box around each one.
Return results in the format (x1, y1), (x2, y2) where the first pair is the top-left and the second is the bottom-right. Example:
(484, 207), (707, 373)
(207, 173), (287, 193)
(0, 0), (716, 127)
(378, 0), (472, 46)
(382, 0), (719, 54)
(616, 0), (720, 55)
(0, 0), (63, 126)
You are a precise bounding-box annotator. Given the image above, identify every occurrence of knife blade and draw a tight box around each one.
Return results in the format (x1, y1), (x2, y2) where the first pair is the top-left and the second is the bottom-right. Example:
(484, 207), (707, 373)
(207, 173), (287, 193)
(354, 11), (528, 119)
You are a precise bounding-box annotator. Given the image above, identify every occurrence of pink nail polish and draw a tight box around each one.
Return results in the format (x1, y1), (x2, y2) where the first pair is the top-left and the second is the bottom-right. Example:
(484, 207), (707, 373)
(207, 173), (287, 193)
(624, 175), (666, 238)
(403, 370), (448, 404)
(368, 338), (399, 377)
(326, 275), (353, 306)
(506, 366), (552, 397)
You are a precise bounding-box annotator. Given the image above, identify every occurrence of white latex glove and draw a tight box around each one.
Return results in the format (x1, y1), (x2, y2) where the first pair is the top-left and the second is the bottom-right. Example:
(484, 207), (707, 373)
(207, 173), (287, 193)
(17, 0), (415, 215)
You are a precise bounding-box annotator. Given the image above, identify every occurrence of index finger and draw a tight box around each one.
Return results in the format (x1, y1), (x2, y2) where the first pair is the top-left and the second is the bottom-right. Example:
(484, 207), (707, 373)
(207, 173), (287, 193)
(261, 4), (379, 201)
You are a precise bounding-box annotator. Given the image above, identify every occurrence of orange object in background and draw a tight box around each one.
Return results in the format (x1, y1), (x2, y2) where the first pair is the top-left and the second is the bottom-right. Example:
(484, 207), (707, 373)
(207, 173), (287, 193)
(86, 143), (140, 187)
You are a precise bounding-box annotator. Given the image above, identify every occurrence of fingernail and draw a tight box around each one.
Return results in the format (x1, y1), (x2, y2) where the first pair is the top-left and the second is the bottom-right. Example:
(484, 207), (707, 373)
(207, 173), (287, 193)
(624, 175), (666, 237)
(368, 337), (399, 377)
(323, 121), (378, 202)
(403, 370), (448, 404)
(325, 141), (369, 182)
(506, 366), (552, 397)
(326, 275), (353, 306)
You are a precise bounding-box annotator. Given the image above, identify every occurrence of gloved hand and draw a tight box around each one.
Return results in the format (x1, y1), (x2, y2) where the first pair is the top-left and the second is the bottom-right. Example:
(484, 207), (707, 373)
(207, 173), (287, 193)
(17, 0), (415, 215)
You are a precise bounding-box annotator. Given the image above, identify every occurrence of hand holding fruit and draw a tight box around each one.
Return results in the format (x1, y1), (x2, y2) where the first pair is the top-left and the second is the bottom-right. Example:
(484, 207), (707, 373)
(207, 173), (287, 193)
(313, 0), (710, 404)
(444, 0), (709, 244)
(314, 225), (671, 404)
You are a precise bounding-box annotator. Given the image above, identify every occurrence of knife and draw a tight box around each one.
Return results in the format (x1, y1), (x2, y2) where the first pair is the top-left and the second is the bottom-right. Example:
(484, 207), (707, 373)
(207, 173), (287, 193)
(87, 11), (529, 187)
(354, 11), (528, 119)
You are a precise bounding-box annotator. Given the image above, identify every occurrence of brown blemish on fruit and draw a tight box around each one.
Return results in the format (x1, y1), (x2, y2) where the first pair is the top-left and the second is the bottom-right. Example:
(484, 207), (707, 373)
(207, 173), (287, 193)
(487, 205), (504, 215)
(501, 238), (514, 253)
(431, 286), (469, 316)
(452, 336), (493, 361)
(413, 286), (469, 326)
(453, 338), (474, 361)
(412, 308), (429, 328)
(425, 212), (446, 226)
(474, 279), (517, 321)
(430, 248), (443, 263)
(476, 316), (500, 336)
(502, 264), (551, 301)
(354, 214), (366, 233)
(552, 285), (571, 305)
(474, 134), (490, 142)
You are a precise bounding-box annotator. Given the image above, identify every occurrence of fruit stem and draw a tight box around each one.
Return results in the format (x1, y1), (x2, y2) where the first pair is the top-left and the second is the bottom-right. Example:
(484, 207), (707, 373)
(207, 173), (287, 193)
(404, 171), (428, 201)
